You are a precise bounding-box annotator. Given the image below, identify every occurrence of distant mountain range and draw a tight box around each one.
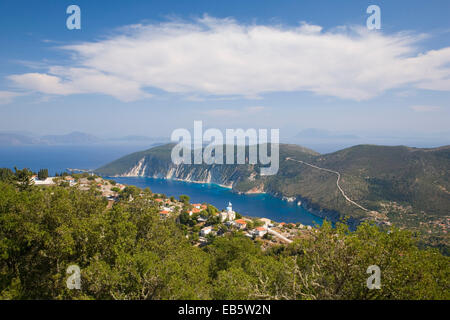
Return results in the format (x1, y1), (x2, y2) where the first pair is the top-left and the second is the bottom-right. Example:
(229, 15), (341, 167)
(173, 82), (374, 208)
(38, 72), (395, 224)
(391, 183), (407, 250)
(96, 143), (450, 250)
(0, 132), (40, 145)
(294, 128), (359, 140)
(288, 128), (450, 154)
(0, 131), (170, 146)
(40, 132), (101, 145)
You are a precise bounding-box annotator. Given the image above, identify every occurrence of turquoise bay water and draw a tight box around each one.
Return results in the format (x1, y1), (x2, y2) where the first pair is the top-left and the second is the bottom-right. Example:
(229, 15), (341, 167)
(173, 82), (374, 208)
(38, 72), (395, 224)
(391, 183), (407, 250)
(0, 145), (323, 226)
(113, 177), (323, 226)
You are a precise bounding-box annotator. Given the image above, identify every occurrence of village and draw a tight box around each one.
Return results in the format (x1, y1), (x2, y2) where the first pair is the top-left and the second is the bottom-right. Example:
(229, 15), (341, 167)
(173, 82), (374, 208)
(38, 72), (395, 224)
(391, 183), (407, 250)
(30, 173), (317, 247)
(149, 197), (315, 247)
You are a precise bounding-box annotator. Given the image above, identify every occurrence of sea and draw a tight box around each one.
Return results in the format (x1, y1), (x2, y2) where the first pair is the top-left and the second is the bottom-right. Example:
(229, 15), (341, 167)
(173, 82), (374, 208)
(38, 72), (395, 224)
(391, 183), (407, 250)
(0, 145), (323, 225)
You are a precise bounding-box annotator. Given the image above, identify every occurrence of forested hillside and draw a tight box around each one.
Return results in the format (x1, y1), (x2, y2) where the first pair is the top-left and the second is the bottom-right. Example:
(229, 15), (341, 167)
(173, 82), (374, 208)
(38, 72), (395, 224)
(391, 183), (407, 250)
(0, 169), (448, 299)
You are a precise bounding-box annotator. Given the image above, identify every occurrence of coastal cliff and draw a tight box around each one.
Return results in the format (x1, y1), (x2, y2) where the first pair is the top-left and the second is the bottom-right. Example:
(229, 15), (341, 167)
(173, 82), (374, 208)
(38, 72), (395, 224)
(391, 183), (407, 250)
(120, 158), (242, 189)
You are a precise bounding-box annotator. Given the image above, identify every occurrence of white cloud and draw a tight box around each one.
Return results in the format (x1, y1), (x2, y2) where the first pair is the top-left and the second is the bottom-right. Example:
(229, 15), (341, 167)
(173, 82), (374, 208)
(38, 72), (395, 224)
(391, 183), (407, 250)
(7, 16), (450, 101)
(9, 68), (150, 102)
(410, 105), (442, 112)
(202, 108), (240, 117)
(244, 106), (265, 112)
(0, 91), (23, 104)
(202, 106), (267, 117)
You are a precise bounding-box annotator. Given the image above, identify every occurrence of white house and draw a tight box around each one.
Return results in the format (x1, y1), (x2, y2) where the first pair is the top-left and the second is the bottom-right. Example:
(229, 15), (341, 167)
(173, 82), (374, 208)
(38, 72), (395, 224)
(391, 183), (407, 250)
(200, 226), (213, 237)
(252, 227), (268, 237)
(32, 177), (55, 185)
(64, 176), (76, 186)
(234, 219), (247, 230)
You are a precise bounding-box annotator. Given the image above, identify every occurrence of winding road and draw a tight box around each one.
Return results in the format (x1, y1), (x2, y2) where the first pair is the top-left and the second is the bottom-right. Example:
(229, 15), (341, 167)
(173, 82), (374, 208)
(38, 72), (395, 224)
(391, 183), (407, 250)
(285, 157), (369, 212)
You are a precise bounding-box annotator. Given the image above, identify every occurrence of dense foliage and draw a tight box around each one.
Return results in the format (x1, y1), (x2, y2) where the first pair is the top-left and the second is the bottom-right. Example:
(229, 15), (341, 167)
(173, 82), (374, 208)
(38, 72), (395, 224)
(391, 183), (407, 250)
(0, 173), (448, 300)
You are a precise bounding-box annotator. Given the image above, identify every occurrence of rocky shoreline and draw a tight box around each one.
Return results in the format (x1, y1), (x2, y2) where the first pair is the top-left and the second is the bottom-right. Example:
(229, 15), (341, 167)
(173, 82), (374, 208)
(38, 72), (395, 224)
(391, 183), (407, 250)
(269, 191), (360, 230)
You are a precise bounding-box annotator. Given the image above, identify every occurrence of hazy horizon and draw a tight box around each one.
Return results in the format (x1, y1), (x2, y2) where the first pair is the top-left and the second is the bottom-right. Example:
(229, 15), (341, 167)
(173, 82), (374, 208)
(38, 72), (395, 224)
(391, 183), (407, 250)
(1, 128), (448, 154)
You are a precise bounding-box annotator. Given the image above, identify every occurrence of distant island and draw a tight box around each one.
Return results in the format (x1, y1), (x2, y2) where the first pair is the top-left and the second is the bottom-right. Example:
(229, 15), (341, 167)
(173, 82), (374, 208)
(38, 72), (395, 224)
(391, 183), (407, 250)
(0, 131), (170, 146)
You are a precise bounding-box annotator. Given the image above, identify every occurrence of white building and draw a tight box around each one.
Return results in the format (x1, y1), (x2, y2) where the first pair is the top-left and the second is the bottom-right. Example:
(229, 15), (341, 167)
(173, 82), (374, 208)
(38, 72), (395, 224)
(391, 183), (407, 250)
(220, 202), (236, 222)
(64, 176), (76, 186)
(234, 219), (247, 230)
(200, 226), (213, 237)
(32, 177), (55, 185)
(252, 227), (268, 237)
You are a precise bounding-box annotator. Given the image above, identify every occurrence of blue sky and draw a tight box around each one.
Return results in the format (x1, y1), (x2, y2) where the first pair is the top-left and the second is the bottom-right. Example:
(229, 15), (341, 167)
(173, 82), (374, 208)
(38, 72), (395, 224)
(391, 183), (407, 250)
(0, 0), (449, 149)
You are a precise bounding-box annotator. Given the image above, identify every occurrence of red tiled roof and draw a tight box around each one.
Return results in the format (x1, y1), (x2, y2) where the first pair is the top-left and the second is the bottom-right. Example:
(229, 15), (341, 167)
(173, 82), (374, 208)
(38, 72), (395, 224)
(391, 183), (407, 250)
(256, 227), (266, 231)
(159, 210), (169, 215)
(155, 199), (163, 202)
(235, 219), (247, 225)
